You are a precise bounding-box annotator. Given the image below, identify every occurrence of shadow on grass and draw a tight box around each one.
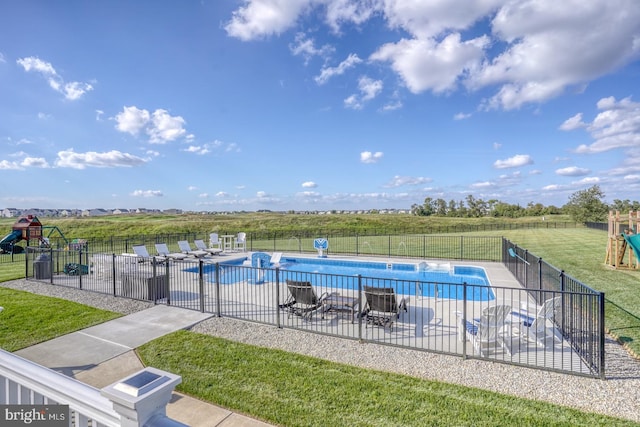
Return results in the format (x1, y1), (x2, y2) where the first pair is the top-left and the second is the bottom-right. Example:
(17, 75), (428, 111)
(605, 299), (640, 346)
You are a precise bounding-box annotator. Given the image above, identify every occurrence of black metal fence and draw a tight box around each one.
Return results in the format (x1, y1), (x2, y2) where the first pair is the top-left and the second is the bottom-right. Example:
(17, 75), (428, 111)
(23, 234), (604, 378)
(503, 242), (604, 378)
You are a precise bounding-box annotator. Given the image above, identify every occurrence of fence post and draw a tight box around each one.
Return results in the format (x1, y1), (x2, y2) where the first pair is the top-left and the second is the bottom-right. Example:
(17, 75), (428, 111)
(459, 236), (463, 260)
(165, 261), (171, 305)
(524, 249), (529, 288)
(101, 367), (185, 427)
(111, 253), (117, 296)
(560, 270), (565, 292)
(538, 258), (543, 292)
(357, 275), (363, 342)
(276, 267), (281, 328)
(461, 282), (467, 359)
(199, 259), (205, 313)
(598, 291), (606, 379)
(215, 262), (221, 317)
(78, 249), (83, 290)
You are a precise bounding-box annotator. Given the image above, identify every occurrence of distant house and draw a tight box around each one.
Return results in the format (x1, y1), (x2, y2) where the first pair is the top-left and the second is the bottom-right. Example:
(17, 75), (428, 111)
(1, 208), (19, 218)
(112, 208), (130, 215)
(82, 209), (110, 217)
(163, 209), (183, 215)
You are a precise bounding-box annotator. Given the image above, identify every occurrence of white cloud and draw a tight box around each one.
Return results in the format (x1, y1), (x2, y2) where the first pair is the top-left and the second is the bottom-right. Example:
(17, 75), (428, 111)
(114, 106), (187, 144)
(472, 1), (640, 110)
(454, 112), (472, 120)
(344, 76), (383, 110)
(556, 166), (591, 177)
(289, 32), (334, 64)
(571, 96), (640, 153)
(371, 33), (489, 94)
(225, 1), (640, 111)
(360, 151), (383, 164)
(315, 53), (362, 85)
(187, 186), (198, 191)
(559, 113), (585, 131)
(114, 106), (150, 135)
(574, 176), (600, 185)
(54, 149), (148, 169)
(148, 109), (187, 143)
(225, 0), (311, 41)
(131, 190), (164, 198)
(0, 160), (23, 170)
(21, 157), (50, 168)
(0, 52), (5, 63)
(302, 181), (317, 188)
(493, 154), (533, 169)
(384, 176), (432, 188)
(16, 56), (93, 100)
(198, 193), (209, 198)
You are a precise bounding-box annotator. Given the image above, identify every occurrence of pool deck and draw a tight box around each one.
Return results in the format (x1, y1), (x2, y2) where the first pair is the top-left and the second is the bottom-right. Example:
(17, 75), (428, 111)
(48, 252), (595, 376)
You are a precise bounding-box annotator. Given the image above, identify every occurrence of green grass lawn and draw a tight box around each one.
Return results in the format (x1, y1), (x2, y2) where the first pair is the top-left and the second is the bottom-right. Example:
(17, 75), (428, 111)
(493, 228), (640, 357)
(0, 287), (121, 351)
(137, 331), (637, 427)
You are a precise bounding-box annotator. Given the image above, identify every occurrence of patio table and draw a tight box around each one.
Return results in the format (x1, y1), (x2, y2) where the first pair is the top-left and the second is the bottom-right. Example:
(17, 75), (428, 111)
(322, 295), (359, 323)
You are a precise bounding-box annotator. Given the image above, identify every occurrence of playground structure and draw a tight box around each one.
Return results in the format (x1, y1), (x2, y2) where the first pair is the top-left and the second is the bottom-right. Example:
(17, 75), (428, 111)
(0, 215), (69, 254)
(604, 210), (640, 270)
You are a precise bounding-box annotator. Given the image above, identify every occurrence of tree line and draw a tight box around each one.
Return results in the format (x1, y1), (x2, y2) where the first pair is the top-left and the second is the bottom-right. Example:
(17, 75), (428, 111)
(411, 185), (640, 223)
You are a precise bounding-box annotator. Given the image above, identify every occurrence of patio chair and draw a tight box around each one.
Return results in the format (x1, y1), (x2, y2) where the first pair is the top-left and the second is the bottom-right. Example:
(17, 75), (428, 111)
(270, 252), (283, 267)
(511, 296), (563, 347)
(279, 280), (329, 320)
(154, 243), (189, 260)
(132, 245), (166, 263)
(177, 240), (209, 258)
(234, 232), (247, 252)
(361, 286), (408, 331)
(209, 233), (223, 251)
(194, 239), (222, 255)
(457, 304), (512, 357)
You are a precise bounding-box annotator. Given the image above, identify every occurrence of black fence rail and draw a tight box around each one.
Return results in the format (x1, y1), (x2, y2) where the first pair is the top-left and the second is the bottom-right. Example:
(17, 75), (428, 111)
(502, 240), (604, 378)
(24, 241), (604, 378)
(1, 220), (582, 264)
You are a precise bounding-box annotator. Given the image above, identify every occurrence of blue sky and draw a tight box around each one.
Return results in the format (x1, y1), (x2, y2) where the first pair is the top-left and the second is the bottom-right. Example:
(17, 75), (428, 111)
(1, 1), (639, 212)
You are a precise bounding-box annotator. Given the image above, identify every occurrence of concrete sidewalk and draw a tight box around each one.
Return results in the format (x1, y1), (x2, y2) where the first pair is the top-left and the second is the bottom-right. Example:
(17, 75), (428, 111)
(15, 305), (274, 427)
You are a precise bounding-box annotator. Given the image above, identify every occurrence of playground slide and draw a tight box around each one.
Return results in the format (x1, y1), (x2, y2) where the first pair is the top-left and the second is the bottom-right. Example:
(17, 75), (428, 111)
(623, 233), (640, 263)
(0, 229), (22, 252)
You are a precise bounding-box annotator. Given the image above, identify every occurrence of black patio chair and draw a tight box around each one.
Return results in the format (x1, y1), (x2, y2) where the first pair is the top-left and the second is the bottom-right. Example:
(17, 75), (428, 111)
(280, 280), (329, 320)
(361, 285), (408, 331)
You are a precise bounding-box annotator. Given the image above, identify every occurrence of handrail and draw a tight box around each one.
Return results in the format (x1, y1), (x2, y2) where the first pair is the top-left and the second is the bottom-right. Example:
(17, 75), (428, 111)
(0, 349), (120, 426)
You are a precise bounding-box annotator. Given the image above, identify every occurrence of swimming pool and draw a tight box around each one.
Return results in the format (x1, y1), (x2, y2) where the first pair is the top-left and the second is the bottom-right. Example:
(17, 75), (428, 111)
(185, 254), (494, 301)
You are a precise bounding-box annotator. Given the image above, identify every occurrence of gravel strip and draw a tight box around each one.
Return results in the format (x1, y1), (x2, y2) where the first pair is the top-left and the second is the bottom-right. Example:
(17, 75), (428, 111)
(3, 279), (640, 423)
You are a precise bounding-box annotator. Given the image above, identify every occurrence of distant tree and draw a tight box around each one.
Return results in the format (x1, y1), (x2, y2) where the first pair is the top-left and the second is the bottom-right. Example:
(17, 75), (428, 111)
(434, 198), (448, 216)
(410, 203), (425, 216)
(610, 199), (640, 212)
(564, 185), (609, 223)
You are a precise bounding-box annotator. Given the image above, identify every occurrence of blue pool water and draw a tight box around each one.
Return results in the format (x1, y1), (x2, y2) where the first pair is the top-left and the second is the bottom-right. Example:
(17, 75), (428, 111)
(185, 255), (494, 301)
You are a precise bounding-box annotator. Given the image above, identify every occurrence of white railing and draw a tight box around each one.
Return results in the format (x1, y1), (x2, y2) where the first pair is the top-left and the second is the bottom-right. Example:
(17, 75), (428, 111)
(0, 350), (185, 426)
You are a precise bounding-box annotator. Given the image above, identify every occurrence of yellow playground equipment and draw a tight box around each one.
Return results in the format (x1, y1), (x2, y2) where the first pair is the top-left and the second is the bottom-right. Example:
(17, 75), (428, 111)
(605, 210), (640, 270)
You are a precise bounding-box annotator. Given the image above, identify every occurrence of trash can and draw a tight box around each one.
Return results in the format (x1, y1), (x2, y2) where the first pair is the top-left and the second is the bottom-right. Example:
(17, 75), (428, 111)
(34, 254), (51, 280)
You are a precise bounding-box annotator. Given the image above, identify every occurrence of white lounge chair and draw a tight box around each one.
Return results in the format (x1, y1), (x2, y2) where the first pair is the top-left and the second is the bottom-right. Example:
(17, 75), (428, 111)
(234, 232), (247, 252)
(512, 296), (563, 347)
(457, 305), (512, 357)
(132, 245), (166, 263)
(177, 240), (209, 258)
(195, 239), (222, 255)
(154, 243), (188, 260)
(271, 252), (283, 267)
(209, 233), (223, 251)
